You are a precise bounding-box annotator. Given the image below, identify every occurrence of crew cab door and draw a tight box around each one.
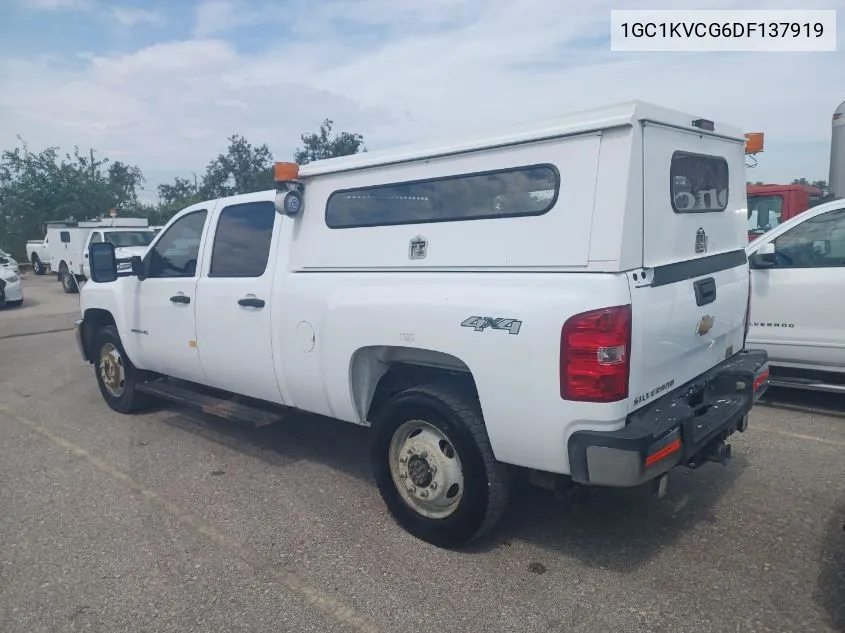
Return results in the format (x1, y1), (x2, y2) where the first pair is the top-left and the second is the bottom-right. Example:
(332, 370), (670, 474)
(747, 203), (845, 368)
(128, 207), (210, 384)
(194, 197), (283, 404)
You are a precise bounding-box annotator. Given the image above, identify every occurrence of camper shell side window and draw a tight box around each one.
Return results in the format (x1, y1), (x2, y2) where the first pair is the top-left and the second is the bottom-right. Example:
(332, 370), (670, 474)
(670, 151), (729, 214)
(325, 163), (560, 229)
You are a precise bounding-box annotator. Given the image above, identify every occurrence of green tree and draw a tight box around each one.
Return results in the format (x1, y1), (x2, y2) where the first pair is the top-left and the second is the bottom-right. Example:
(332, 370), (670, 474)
(294, 119), (366, 165)
(199, 134), (275, 199)
(0, 138), (147, 258)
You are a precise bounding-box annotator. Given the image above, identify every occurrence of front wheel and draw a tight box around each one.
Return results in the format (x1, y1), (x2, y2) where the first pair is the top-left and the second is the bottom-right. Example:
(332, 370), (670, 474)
(371, 383), (511, 548)
(93, 325), (153, 414)
(31, 255), (45, 275)
(59, 264), (77, 293)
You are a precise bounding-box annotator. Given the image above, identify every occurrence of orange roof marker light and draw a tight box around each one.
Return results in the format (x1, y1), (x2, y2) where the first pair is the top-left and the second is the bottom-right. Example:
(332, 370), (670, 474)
(274, 161), (300, 182)
(745, 132), (764, 155)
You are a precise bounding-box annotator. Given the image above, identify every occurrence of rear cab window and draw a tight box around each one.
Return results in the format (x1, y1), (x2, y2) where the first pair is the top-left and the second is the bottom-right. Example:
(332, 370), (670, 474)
(209, 201), (276, 277)
(671, 152), (729, 213)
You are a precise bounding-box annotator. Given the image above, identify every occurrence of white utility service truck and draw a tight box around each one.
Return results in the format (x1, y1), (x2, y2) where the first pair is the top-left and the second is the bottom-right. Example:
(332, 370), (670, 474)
(44, 218), (154, 293)
(74, 101), (770, 547)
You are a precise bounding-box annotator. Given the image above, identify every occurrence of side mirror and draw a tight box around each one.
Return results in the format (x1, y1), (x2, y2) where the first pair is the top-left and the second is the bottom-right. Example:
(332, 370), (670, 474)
(89, 241), (118, 282)
(748, 242), (776, 269)
(812, 239), (831, 256)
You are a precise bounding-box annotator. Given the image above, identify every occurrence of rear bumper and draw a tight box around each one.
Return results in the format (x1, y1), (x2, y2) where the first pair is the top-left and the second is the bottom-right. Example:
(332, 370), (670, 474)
(567, 349), (769, 487)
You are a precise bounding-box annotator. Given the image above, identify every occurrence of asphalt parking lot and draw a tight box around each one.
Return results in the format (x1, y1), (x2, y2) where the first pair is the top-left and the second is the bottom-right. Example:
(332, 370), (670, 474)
(1, 273), (844, 633)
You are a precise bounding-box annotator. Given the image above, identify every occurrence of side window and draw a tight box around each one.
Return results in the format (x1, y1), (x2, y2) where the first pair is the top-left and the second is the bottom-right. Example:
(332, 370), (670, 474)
(147, 210), (208, 278)
(747, 195), (783, 237)
(209, 201), (276, 277)
(772, 207), (845, 268)
(671, 152), (729, 213)
(60, 231), (71, 243)
(325, 164), (560, 229)
(89, 232), (102, 244)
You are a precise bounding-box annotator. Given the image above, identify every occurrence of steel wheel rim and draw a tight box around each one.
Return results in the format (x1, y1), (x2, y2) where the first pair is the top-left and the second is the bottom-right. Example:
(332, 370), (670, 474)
(99, 342), (125, 398)
(388, 419), (464, 519)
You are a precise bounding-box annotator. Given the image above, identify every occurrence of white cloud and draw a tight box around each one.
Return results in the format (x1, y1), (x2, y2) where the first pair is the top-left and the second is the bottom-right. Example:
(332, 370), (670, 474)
(111, 8), (162, 27)
(193, 0), (262, 37)
(1, 0), (842, 198)
(19, 0), (92, 8)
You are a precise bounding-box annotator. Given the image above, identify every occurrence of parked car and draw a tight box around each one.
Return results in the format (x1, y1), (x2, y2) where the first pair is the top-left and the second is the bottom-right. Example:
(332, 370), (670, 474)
(75, 100), (769, 547)
(746, 197), (845, 393)
(0, 249), (23, 308)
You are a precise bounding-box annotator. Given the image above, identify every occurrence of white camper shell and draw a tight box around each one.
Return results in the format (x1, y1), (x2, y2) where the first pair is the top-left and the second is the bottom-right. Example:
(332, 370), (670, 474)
(75, 101), (769, 547)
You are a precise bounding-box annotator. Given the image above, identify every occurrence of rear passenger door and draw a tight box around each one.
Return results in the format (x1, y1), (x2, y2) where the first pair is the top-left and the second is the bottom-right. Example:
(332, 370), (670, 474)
(194, 199), (284, 404)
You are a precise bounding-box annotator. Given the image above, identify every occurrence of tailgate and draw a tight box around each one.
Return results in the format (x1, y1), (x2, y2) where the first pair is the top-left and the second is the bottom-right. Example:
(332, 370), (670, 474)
(628, 121), (749, 410)
(627, 261), (748, 411)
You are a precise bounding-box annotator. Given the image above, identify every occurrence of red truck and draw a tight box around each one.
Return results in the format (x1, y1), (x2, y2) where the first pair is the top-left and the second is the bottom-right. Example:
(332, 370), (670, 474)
(746, 183), (825, 241)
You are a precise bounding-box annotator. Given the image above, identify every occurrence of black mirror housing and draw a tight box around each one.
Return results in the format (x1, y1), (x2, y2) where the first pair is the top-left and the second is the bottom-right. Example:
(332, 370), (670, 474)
(89, 242), (118, 282)
(748, 252), (776, 269)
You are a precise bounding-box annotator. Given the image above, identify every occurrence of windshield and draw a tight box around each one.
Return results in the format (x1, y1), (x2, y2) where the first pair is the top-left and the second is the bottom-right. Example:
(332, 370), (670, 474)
(747, 194), (783, 236)
(103, 230), (155, 248)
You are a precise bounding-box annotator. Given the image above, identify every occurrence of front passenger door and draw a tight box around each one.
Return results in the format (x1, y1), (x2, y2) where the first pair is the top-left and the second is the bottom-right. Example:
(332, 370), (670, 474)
(748, 205), (845, 368)
(129, 208), (210, 383)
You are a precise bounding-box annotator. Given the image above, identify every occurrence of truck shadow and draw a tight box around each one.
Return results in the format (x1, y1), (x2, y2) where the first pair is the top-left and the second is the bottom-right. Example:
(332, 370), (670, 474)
(156, 404), (746, 572)
(474, 458), (743, 570)
(814, 494), (845, 632)
(759, 387), (845, 418)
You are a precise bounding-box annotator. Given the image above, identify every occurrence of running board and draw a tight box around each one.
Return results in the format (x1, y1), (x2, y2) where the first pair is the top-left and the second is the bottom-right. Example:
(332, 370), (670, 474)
(136, 380), (284, 427)
(767, 377), (845, 395)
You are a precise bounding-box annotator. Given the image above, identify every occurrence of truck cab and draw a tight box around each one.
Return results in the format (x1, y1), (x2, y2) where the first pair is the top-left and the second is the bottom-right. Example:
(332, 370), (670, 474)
(74, 101), (769, 547)
(746, 183), (825, 242)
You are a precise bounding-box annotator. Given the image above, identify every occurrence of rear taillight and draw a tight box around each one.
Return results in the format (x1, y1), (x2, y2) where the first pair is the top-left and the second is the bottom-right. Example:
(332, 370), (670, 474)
(744, 271), (752, 346)
(560, 305), (632, 403)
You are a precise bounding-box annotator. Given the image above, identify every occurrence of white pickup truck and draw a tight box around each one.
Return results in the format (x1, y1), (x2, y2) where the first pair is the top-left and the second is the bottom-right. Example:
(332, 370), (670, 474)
(74, 101), (769, 546)
(746, 196), (845, 393)
(26, 237), (50, 275)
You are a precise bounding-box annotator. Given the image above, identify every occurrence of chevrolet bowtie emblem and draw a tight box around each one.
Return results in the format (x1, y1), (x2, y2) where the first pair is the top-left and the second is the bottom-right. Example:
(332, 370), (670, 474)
(696, 315), (715, 336)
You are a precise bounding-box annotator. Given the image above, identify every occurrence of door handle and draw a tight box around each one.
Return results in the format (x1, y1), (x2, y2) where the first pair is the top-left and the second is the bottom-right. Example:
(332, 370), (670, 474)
(170, 295), (191, 304)
(693, 277), (717, 306)
(238, 297), (265, 308)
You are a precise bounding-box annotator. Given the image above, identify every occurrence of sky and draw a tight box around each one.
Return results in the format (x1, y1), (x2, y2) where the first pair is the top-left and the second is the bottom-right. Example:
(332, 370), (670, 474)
(0, 0), (842, 204)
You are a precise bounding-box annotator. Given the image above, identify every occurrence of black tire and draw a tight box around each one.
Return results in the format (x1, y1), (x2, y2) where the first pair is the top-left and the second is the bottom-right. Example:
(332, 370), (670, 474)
(7, 299), (23, 308)
(0, 284), (6, 309)
(371, 383), (511, 548)
(31, 255), (45, 275)
(92, 325), (153, 414)
(60, 266), (78, 294)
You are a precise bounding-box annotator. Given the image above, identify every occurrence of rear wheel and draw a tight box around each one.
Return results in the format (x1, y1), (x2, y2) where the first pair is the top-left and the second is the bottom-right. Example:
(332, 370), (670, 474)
(93, 325), (153, 414)
(371, 383), (511, 548)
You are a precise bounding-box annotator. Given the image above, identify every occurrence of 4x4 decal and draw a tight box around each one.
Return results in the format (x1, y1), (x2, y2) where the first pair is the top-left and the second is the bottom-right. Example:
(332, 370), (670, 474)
(461, 316), (522, 335)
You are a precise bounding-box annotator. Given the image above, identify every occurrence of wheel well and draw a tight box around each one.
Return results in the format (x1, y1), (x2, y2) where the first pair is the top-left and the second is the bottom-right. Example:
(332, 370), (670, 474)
(82, 308), (116, 362)
(350, 346), (479, 423)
